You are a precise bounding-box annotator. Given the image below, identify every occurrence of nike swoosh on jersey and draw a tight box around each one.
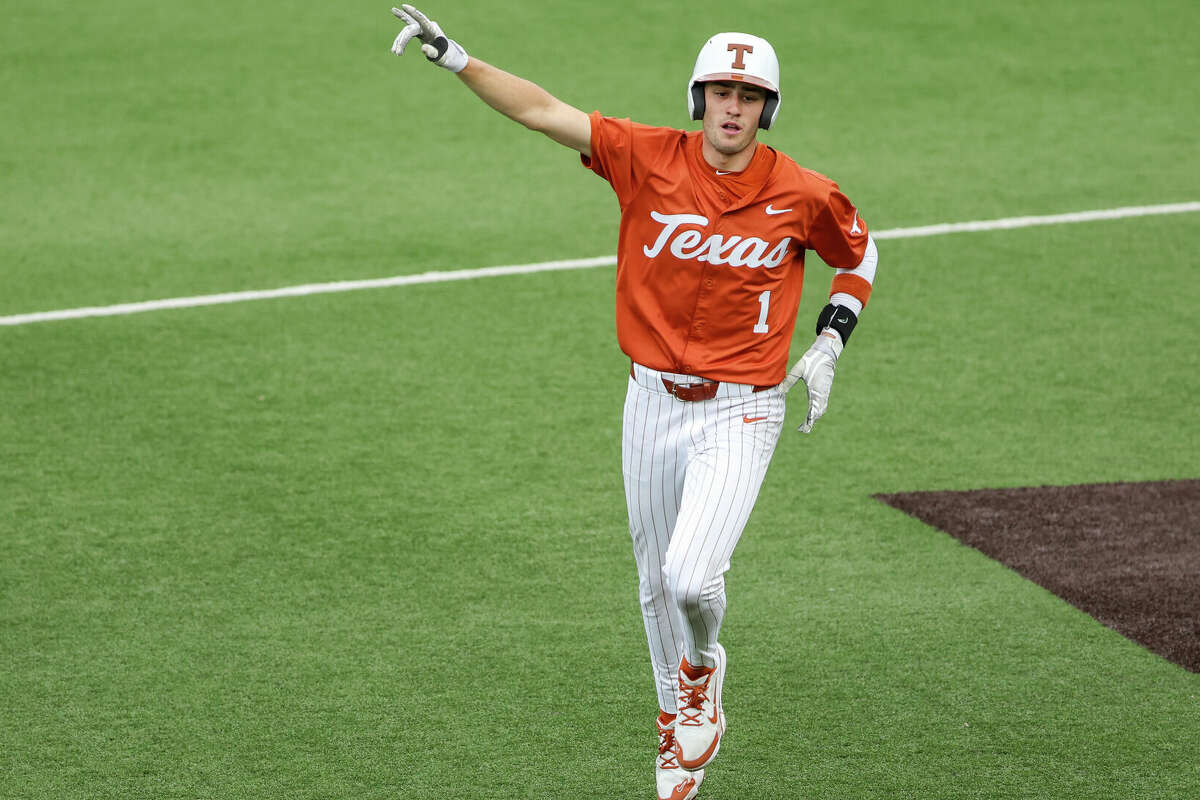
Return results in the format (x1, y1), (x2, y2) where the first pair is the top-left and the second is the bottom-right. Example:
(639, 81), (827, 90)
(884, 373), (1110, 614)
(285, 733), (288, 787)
(764, 204), (792, 215)
(743, 415), (768, 423)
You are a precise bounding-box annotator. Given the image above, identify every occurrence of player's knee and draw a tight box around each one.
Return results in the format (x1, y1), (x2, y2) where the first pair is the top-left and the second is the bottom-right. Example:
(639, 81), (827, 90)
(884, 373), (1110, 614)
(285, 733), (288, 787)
(662, 562), (706, 615)
(638, 575), (668, 611)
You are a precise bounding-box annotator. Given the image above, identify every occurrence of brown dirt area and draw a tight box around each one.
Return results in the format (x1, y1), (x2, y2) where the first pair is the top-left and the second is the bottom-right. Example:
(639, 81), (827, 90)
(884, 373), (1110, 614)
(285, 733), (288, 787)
(873, 479), (1199, 672)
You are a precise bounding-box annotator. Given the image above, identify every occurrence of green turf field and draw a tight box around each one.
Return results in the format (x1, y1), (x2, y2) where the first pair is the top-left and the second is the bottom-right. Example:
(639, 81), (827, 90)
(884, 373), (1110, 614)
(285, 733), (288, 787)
(2, 1), (1197, 798)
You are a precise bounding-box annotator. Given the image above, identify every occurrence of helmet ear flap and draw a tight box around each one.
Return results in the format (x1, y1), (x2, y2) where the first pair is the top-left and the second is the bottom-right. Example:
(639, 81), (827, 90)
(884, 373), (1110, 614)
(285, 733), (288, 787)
(759, 93), (780, 130)
(689, 83), (706, 121)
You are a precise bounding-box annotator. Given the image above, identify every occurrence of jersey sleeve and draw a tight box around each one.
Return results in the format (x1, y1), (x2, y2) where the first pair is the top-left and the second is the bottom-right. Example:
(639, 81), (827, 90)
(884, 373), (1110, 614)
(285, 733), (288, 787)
(807, 186), (876, 308)
(579, 112), (682, 209)
(579, 112), (637, 205)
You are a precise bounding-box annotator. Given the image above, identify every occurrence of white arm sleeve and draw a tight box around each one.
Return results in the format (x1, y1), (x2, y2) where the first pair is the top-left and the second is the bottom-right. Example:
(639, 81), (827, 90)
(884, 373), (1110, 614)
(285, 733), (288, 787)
(828, 234), (878, 316)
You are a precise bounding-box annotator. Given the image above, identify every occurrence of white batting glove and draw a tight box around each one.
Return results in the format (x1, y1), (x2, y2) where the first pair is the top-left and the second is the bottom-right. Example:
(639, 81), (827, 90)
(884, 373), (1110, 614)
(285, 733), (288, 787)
(390, 5), (469, 73)
(780, 331), (844, 434)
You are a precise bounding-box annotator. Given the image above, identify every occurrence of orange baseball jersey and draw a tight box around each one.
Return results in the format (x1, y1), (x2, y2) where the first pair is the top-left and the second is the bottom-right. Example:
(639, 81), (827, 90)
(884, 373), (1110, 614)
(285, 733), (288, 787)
(581, 111), (872, 386)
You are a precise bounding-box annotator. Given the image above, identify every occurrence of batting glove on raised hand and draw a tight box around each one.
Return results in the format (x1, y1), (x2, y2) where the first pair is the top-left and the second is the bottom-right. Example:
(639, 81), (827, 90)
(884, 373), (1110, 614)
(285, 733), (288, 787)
(390, 4), (468, 73)
(780, 332), (844, 434)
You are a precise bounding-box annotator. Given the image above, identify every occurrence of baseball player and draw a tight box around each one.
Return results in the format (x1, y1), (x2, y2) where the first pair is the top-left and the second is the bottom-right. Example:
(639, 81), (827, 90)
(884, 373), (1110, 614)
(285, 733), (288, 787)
(391, 7), (879, 799)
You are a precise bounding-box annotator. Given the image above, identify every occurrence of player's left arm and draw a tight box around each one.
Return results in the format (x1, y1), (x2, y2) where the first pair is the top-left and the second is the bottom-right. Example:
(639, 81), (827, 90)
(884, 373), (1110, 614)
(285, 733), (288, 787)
(780, 190), (879, 433)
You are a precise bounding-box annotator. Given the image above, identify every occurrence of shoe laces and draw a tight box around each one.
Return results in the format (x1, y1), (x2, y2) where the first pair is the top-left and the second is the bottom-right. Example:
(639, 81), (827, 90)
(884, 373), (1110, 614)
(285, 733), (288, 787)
(676, 675), (711, 726)
(657, 726), (681, 770)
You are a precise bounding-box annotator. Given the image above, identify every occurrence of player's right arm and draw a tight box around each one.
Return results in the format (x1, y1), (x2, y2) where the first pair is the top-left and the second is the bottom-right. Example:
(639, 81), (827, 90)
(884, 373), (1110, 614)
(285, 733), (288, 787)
(390, 5), (592, 157)
(456, 58), (592, 156)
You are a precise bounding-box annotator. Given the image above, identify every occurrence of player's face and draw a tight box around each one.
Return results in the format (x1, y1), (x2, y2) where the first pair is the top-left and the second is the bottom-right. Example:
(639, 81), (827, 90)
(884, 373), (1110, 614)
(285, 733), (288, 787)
(702, 81), (765, 156)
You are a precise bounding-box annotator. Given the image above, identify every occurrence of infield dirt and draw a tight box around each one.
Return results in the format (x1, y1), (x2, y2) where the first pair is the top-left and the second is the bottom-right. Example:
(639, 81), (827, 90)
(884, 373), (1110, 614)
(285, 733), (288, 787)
(874, 480), (1200, 672)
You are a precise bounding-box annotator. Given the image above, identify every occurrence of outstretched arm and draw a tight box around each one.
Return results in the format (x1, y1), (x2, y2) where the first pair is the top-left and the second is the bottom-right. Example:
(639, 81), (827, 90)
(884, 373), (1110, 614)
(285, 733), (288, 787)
(391, 5), (592, 156)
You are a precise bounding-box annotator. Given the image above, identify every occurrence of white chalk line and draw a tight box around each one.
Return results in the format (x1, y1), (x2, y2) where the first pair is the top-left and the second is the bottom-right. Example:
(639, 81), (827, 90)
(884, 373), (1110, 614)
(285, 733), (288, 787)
(2, 201), (1197, 327)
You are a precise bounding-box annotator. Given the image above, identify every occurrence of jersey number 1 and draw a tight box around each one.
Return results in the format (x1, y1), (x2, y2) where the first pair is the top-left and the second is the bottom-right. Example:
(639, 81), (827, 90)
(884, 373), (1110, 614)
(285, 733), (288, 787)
(753, 290), (771, 334)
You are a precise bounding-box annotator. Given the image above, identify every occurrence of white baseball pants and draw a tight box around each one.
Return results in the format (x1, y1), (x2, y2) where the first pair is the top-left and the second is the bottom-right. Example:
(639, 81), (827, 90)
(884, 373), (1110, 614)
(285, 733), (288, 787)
(623, 362), (786, 714)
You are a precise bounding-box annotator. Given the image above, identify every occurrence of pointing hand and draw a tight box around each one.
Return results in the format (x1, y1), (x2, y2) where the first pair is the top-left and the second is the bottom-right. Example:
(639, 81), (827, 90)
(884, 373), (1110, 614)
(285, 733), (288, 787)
(390, 4), (469, 73)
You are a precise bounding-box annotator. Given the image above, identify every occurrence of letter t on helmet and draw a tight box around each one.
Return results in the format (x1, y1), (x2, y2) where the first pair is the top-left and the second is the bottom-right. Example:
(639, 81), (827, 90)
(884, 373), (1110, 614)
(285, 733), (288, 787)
(687, 32), (782, 129)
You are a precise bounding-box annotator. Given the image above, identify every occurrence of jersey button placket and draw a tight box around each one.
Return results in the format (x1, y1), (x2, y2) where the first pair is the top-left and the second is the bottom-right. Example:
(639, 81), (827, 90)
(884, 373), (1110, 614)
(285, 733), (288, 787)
(690, 206), (728, 365)
(690, 265), (715, 350)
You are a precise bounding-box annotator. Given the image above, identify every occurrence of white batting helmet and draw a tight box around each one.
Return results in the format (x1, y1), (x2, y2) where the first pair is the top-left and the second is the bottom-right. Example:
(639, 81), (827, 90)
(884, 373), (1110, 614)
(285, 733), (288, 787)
(687, 32), (781, 130)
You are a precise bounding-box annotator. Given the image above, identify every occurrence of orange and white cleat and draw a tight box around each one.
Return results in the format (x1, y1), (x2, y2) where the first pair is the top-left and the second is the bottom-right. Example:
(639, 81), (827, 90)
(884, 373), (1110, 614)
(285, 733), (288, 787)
(657, 713), (704, 800)
(673, 643), (726, 771)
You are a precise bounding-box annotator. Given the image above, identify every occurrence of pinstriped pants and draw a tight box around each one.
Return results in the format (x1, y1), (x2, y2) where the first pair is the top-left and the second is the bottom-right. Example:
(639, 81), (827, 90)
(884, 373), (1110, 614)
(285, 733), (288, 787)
(623, 363), (786, 714)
